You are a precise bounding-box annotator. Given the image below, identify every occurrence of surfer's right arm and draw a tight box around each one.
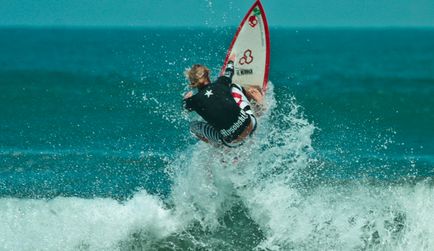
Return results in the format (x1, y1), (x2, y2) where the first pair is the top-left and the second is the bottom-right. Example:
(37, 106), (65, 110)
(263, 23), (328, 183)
(216, 60), (235, 87)
(223, 61), (235, 80)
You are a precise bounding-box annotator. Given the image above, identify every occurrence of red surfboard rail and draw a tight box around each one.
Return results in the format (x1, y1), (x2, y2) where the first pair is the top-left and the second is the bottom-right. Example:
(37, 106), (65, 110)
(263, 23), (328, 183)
(220, 0), (270, 92)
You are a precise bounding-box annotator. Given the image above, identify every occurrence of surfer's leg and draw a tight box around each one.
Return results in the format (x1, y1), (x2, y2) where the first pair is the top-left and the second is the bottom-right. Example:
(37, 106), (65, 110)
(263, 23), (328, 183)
(190, 121), (222, 145)
(249, 114), (257, 135)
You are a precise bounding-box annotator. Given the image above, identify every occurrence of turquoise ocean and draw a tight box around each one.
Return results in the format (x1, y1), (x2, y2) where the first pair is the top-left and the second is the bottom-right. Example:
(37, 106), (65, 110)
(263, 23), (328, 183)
(1, 27), (434, 250)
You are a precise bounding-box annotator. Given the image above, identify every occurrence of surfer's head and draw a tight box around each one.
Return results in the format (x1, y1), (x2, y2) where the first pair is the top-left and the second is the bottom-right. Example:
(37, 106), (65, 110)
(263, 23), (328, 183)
(185, 64), (210, 88)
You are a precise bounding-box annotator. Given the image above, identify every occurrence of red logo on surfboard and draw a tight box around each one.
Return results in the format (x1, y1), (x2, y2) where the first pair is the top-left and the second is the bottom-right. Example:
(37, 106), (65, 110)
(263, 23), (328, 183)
(239, 49), (254, 65)
(248, 16), (258, 27)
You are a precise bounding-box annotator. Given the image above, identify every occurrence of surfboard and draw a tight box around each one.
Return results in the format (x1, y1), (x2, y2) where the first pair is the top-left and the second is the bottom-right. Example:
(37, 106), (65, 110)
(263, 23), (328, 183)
(220, 0), (270, 92)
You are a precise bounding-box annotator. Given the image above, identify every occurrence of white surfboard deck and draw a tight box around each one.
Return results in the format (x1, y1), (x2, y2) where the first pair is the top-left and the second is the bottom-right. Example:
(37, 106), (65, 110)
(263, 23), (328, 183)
(220, 0), (270, 92)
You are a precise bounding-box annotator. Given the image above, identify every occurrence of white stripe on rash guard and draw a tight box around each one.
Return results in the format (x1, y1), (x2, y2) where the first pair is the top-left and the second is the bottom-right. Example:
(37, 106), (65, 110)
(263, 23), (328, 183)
(231, 84), (253, 115)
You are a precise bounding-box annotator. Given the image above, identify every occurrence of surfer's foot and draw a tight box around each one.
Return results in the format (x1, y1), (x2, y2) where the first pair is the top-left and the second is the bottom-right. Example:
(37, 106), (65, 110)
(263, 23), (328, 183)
(247, 87), (264, 104)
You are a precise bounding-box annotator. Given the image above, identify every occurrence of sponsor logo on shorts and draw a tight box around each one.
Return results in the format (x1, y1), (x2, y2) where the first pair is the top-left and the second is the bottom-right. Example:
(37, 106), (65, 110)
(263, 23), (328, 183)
(220, 111), (249, 138)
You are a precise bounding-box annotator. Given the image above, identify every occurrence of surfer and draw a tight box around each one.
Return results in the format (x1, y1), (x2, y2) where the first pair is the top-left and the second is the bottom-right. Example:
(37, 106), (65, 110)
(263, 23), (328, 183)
(183, 59), (263, 147)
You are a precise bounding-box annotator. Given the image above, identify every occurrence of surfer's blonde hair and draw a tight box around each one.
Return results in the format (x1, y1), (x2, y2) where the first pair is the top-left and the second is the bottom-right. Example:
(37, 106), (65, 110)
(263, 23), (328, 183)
(185, 64), (210, 88)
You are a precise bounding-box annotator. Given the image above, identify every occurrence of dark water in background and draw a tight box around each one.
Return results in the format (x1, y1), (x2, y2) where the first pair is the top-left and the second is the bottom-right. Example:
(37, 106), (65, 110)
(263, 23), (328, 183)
(0, 28), (434, 250)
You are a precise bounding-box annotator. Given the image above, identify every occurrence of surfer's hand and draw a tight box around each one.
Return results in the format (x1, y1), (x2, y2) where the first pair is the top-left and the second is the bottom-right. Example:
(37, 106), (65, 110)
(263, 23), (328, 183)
(229, 53), (236, 62)
(184, 91), (193, 99)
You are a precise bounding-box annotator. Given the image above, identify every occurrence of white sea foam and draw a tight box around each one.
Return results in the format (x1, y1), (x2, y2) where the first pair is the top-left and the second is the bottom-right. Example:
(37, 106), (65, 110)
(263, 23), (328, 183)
(245, 181), (434, 251)
(0, 191), (179, 250)
(2, 83), (434, 250)
(167, 82), (434, 250)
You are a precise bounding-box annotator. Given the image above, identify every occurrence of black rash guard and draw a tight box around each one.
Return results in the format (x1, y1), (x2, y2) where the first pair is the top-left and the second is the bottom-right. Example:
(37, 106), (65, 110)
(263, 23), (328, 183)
(183, 65), (251, 142)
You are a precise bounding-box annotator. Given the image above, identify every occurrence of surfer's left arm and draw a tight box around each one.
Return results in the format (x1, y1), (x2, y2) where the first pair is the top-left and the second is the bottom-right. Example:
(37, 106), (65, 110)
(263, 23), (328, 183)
(183, 92), (194, 111)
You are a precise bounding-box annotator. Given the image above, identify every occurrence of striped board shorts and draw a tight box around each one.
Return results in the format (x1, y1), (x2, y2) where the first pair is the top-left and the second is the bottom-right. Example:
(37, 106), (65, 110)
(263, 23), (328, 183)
(189, 115), (257, 148)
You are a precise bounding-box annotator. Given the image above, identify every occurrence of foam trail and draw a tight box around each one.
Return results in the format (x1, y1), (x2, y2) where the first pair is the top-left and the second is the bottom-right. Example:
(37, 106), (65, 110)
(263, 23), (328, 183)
(0, 191), (179, 250)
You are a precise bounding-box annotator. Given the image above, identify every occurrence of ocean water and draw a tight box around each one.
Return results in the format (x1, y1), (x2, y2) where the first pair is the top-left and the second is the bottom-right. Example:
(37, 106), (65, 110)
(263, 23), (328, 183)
(1, 27), (434, 250)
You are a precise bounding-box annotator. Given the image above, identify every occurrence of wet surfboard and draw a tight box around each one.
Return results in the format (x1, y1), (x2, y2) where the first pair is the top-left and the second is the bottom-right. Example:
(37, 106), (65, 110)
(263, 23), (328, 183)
(220, 0), (270, 92)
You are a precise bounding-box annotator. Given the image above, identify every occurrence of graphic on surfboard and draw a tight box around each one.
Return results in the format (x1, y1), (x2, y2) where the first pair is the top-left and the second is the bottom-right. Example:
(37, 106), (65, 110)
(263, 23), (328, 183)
(220, 0), (270, 92)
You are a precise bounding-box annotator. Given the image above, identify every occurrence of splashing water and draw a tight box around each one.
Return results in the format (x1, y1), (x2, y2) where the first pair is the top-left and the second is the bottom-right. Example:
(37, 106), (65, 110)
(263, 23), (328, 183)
(0, 191), (179, 250)
(2, 82), (434, 250)
(160, 82), (434, 250)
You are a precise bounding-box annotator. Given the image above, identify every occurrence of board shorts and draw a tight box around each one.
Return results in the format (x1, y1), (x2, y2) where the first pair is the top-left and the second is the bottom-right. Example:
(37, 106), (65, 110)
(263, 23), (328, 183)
(190, 114), (257, 148)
